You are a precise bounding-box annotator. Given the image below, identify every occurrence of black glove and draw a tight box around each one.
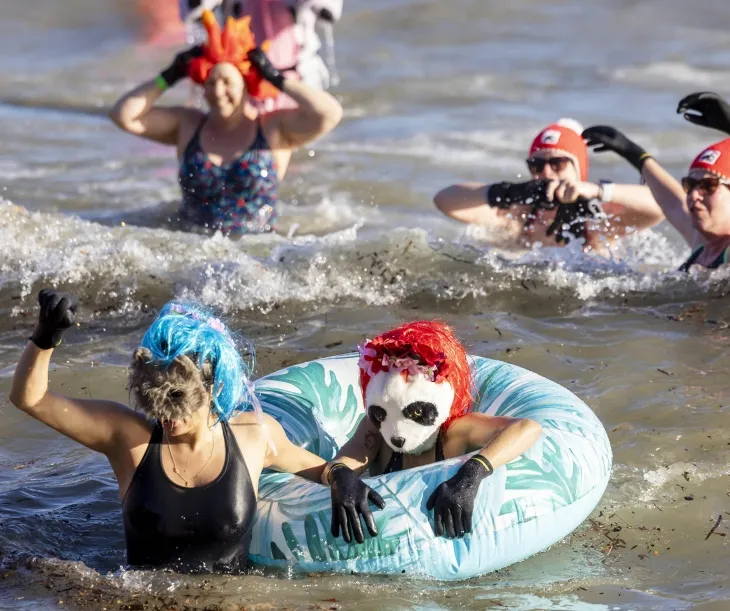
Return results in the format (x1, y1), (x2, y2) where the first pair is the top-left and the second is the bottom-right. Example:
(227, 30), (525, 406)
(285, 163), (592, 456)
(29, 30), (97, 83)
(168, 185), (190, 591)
(545, 197), (604, 245)
(30, 289), (78, 350)
(247, 48), (285, 91)
(426, 456), (493, 538)
(677, 92), (730, 136)
(329, 464), (385, 544)
(486, 180), (553, 210)
(582, 125), (650, 171)
(159, 46), (203, 88)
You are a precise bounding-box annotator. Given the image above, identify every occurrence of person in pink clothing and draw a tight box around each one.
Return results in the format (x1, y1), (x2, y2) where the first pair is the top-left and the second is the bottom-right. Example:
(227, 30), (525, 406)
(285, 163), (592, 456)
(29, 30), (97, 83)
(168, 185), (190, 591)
(179, 0), (342, 110)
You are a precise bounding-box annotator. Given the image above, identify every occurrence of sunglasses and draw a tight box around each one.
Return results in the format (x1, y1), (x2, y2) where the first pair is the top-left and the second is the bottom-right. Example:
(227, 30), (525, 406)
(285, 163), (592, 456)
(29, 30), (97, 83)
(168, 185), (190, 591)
(526, 157), (572, 174)
(681, 176), (730, 195)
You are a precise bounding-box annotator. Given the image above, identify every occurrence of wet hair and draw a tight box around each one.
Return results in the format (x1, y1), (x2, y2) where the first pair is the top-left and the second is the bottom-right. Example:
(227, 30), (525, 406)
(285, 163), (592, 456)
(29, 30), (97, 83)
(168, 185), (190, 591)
(130, 301), (255, 422)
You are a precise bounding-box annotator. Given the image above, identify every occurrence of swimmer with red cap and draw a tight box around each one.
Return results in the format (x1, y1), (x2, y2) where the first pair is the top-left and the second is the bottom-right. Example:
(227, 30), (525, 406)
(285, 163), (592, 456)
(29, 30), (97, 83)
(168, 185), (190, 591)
(434, 118), (664, 252)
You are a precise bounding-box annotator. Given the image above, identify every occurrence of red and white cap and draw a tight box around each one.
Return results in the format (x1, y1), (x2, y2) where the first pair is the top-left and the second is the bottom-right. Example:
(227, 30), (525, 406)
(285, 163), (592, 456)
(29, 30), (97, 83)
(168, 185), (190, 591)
(689, 138), (730, 181)
(529, 118), (589, 181)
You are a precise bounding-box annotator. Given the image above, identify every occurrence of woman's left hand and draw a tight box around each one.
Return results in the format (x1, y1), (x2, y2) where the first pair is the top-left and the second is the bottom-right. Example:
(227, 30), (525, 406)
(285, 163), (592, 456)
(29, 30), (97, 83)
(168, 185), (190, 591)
(160, 46), (203, 88)
(247, 48), (285, 90)
(426, 457), (492, 538)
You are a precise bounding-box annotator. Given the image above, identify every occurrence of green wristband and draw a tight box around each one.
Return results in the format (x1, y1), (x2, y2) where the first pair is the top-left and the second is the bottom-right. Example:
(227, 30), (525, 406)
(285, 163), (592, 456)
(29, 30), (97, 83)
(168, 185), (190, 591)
(154, 75), (169, 92)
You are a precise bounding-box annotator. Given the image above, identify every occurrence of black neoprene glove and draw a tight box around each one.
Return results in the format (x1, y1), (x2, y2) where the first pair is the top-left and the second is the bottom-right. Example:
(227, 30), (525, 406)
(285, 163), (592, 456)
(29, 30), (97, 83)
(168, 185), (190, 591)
(329, 464), (385, 544)
(582, 125), (651, 171)
(546, 197), (603, 245)
(247, 47), (285, 90)
(159, 46), (203, 88)
(30, 289), (78, 350)
(486, 180), (553, 210)
(426, 456), (493, 539)
(677, 92), (730, 136)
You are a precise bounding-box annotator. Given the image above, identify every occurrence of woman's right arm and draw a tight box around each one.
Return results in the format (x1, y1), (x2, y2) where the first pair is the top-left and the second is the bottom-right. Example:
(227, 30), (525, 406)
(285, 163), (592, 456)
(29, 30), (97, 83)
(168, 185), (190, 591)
(9, 291), (140, 455)
(108, 47), (201, 145)
(108, 80), (190, 145)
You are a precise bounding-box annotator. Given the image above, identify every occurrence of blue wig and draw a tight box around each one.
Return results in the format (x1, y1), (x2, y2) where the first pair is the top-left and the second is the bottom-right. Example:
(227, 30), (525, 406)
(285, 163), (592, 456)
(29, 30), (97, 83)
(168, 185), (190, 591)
(139, 301), (255, 422)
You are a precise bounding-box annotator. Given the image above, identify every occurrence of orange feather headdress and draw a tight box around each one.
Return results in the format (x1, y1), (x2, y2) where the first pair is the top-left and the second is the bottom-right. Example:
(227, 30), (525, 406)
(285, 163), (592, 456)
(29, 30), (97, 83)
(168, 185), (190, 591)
(187, 10), (280, 100)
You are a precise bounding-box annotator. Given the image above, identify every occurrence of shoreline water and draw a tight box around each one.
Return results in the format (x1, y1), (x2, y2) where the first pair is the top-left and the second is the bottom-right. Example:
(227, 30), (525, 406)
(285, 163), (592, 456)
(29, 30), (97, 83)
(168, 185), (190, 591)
(2, 0), (730, 608)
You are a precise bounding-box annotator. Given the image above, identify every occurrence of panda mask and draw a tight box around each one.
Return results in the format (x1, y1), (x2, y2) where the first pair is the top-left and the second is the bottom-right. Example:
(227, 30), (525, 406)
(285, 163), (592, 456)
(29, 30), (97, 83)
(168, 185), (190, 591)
(358, 320), (473, 457)
(365, 368), (455, 455)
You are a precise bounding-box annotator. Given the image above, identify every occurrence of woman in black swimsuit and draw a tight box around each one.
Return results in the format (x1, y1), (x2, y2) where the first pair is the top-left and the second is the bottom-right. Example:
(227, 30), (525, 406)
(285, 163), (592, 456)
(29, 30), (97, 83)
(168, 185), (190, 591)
(9, 290), (326, 573)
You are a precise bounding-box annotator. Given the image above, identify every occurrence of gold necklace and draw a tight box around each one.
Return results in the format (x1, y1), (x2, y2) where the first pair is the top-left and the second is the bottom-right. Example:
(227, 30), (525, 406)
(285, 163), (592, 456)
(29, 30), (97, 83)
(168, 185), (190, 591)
(165, 425), (217, 487)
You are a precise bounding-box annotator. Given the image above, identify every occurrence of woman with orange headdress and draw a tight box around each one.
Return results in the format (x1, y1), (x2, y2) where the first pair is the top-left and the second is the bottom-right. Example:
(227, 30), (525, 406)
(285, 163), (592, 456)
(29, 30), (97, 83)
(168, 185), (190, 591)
(109, 10), (342, 235)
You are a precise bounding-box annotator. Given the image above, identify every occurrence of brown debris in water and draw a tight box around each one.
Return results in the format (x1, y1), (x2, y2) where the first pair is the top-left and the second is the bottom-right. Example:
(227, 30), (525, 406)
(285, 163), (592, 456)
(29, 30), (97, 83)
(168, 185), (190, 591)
(565, 508), (674, 567)
(705, 515), (725, 540)
(1, 560), (342, 611)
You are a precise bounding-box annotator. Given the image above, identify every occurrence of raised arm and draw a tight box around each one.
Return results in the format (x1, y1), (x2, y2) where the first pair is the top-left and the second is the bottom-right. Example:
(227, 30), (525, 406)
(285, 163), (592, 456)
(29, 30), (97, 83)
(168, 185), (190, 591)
(247, 48), (343, 148)
(108, 47), (202, 145)
(583, 125), (695, 246)
(640, 158), (697, 246)
(9, 290), (141, 455)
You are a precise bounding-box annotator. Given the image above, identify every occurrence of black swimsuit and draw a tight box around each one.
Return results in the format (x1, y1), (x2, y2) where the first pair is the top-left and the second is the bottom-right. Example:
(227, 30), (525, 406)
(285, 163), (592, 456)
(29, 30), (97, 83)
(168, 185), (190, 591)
(383, 430), (445, 474)
(122, 422), (256, 573)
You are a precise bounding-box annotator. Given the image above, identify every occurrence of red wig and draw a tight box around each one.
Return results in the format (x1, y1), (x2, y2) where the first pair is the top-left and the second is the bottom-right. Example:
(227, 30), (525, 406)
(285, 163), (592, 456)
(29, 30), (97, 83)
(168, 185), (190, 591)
(358, 321), (473, 429)
(187, 10), (279, 100)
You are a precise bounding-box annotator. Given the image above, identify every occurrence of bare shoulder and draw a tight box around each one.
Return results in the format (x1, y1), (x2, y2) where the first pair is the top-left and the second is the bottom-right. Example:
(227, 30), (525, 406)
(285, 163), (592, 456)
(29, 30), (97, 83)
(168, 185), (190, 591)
(152, 105), (204, 126)
(229, 411), (277, 427)
(228, 411), (262, 429)
(174, 107), (205, 142)
(170, 106), (205, 122)
(258, 109), (292, 149)
(228, 412), (283, 440)
(448, 412), (495, 429)
(444, 412), (502, 438)
(258, 109), (284, 129)
(96, 399), (154, 450)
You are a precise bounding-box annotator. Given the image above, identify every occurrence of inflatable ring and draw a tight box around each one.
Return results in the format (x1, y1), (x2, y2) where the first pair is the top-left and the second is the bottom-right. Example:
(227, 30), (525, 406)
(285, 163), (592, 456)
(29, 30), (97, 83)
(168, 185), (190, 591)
(249, 354), (612, 580)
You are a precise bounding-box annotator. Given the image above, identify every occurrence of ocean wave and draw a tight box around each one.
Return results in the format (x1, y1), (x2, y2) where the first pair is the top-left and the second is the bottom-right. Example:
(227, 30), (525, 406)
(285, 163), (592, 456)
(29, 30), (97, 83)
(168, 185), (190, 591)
(1, 200), (727, 321)
(608, 61), (730, 92)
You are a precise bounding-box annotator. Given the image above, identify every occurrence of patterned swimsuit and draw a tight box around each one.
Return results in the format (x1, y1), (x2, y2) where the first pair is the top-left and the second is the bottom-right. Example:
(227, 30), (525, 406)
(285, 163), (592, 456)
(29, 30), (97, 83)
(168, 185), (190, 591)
(178, 118), (279, 235)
